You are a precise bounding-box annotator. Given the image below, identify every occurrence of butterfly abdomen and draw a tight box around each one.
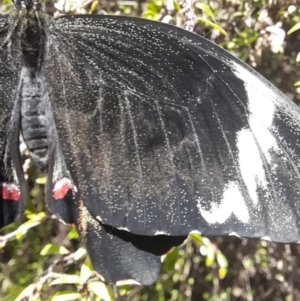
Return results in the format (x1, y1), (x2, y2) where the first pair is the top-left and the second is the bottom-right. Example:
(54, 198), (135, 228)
(20, 67), (48, 171)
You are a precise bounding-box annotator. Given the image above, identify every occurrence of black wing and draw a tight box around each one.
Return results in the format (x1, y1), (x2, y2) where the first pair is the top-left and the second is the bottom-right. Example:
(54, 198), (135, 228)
(0, 16), (27, 228)
(75, 197), (185, 284)
(44, 15), (300, 244)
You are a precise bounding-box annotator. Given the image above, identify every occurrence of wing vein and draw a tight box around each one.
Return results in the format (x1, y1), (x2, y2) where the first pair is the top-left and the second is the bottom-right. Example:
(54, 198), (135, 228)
(124, 91), (146, 227)
(96, 79), (112, 212)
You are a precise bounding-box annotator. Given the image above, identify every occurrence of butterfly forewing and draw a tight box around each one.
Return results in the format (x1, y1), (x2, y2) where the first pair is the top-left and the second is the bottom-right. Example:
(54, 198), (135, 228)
(43, 15), (300, 242)
(2, 1), (300, 285)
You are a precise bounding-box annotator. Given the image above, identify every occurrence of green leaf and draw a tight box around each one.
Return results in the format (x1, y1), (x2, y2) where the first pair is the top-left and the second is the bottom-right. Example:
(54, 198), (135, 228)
(80, 257), (94, 284)
(25, 211), (46, 221)
(89, 0), (98, 14)
(197, 17), (227, 36)
(205, 273), (213, 282)
(218, 267), (227, 279)
(226, 41), (236, 50)
(72, 247), (87, 261)
(13, 214), (45, 240)
(50, 275), (80, 286)
(50, 291), (82, 301)
(163, 247), (179, 272)
(40, 243), (70, 256)
(229, 11), (244, 20)
(141, 10), (159, 20)
(88, 281), (115, 301)
(195, 3), (216, 22)
(216, 251), (228, 279)
(2, 286), (24, 301)
(294, 80), (300, 87)
(275, 273), (284, 282)
(189, 233), (203, 245)
(173, 0), (180, 12)
(243, 258), (254, 269)
(287, 22), (300, 35)
(67, 226), (79, 240)
(35, 176), (47, 184)
(205, 244), (215, 267)
(15, 284), (35, 301)
(216, 251), (228, 268)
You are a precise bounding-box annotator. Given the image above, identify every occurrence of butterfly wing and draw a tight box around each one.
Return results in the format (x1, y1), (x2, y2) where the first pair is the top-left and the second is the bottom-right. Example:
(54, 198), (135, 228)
(45, 110), (186, 285)
(44, 15), (300, 243)
(0, 16), (27, 228)
(47, 144), (185, 285)
(75, 198), (185, 284)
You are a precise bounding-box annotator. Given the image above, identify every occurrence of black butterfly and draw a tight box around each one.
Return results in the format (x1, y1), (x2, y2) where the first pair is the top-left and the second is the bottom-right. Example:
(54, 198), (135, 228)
(1, 0), (300, 285)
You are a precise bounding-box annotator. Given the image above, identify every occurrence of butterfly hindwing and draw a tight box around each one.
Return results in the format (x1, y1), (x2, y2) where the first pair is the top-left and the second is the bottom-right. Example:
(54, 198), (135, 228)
(43, 15), (300, 243)
(0, 16), (27, 229)
(74, 198), (185, 285)
(47, 159), (186, 285)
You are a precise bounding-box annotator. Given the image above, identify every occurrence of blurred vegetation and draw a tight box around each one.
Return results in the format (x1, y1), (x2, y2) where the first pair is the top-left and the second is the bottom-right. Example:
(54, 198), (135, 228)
(0, 0), (300, 300)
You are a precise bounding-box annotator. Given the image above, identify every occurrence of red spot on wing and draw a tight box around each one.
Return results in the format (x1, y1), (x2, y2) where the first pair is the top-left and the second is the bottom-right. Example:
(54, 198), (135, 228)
(0, 182), (20, 201)
(53, 178), (72, 200)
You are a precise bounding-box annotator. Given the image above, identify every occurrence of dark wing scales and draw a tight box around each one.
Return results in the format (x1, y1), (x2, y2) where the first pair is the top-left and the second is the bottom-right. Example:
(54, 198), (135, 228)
(43, 86), (187, 285)
(44, 15), (300, 242)
(49, 172), (186, 285)
(0, 16), (27, 228)
(76, 198), (185, 285)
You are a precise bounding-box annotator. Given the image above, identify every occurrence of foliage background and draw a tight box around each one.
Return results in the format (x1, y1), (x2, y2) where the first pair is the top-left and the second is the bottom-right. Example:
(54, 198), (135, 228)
(0, 0), (300, 300)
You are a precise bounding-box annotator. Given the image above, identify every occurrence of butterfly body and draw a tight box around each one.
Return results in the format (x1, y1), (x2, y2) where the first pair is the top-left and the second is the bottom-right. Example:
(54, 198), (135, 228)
(1, 0), (300, 285)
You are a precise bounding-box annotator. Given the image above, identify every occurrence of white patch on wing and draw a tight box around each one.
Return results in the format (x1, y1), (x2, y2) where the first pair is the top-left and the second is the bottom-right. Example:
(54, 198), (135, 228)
(229, 231), (241, 238)
(261, 236), (271, 241)
(237, 129), (267, 205)
(233, 61), (280, 204)
(197, 182), (249, 224)
(154, 230), (168, 235)
(96, 215), (103, 222)
(190, 230), (202, 235)
(245, 81), (275, 129)
(117, 226), (130, 232)
(116, 279), (141, 286)
(248, 117), (279, 163)
(232, 62), (277, 128)
(232, 61), (278, 159)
